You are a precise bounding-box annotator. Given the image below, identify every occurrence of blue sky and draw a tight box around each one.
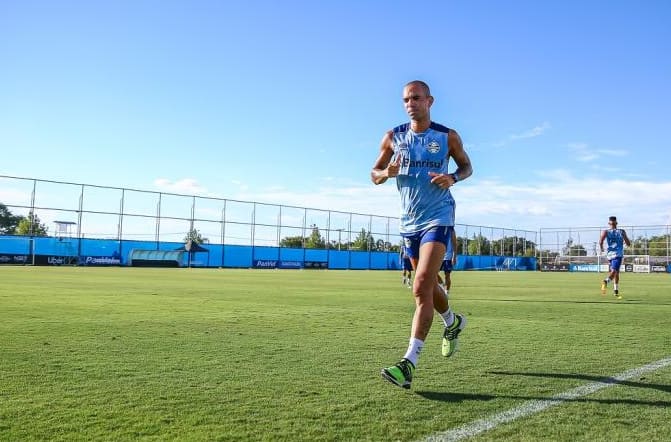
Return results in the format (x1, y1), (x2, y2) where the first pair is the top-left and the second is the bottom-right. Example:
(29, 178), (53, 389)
(2, 0), (671, 233)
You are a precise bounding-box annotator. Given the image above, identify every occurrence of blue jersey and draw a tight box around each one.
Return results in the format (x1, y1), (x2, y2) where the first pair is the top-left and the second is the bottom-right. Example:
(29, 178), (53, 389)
(605, 229), (626, 259)
(392, 122), (455, 234)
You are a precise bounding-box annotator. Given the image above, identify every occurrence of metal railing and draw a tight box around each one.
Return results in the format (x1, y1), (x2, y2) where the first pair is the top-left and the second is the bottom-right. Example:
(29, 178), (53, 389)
(1, 174), (538, 257)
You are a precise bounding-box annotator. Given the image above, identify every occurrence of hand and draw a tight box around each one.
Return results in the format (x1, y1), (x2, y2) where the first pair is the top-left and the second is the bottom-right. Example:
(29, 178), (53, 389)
(428, 172), (456, 189)
(387, 155), (401, 178)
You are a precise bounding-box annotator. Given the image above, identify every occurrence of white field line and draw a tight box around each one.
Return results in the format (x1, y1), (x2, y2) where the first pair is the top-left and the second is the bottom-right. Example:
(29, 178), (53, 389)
(423, 356), (671, 442)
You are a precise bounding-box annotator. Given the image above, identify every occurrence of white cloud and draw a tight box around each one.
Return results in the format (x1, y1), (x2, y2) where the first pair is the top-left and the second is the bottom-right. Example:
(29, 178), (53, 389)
(567, 142), (629, 163)
(510, 122), (551, 140)
(534, 168), (573, 181)
(457, 173), (671, 229)
(526, 206), (552, 216)
(597, 148), (627, 157)
(488, 122), (551, 148)
(235, 182), (400, 217)
(154, 178), (211, 196)
(224, 170), (671, 232)
(229, 179), (249, 192)
(576, 153), (599, 162)
(590, 165), (620, 173)
(0, 188), (30, 207)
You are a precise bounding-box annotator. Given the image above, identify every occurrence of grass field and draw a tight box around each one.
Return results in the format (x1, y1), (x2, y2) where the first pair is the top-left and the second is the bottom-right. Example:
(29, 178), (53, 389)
(1, 267), (670, 441)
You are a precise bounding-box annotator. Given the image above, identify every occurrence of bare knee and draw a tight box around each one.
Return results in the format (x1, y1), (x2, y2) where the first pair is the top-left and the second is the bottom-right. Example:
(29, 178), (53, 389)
(413, 272), (435, 295)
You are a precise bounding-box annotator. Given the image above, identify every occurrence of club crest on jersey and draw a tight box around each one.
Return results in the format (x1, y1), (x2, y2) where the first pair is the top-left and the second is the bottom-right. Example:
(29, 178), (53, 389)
(427, 141), (440, 153)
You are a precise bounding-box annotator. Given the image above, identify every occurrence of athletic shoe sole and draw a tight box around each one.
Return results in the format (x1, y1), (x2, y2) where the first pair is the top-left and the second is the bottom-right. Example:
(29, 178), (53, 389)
(442, 314), (467, 357)
(380, 369), (411, 389)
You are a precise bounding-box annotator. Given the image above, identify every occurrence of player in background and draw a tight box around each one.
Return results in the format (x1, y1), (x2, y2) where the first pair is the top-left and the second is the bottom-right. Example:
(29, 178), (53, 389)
(438, 227), (458, 297)
(372, 80), (472, 389)
(599, 216), (631, 299)
(400, 247), (413, 288)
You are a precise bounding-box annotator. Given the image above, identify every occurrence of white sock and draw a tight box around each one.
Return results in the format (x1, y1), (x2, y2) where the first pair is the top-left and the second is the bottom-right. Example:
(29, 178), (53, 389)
(440, 308), (455, 328)
(614, 283), (619, 291)
(402, 337), (424, 366)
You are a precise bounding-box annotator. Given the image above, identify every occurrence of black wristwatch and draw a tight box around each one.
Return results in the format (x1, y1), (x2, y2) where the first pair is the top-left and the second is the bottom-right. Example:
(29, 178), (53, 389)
(451, 173), (459, 183)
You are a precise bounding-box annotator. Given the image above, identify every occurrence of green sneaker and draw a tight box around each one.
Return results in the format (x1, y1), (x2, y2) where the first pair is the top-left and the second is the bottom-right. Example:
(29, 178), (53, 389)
(381, 358), (415, 389)
(442, 313), (467, 357)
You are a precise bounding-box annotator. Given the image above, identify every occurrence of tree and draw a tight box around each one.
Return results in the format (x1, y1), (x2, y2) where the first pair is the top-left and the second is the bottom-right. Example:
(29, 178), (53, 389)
(537, 249), (560, 258)
(351, 228), (374, 251)
(628, 234), (670, 256)
(492, 238), (506, 256)
(280, 236), (305, 249)
(467, 233), (491, 255)
(305, 224), (325, 249)
(0, 203), (22, 234)
(280, 235), (304, 248)
(562, 238), (587, 256)
(455, 236), (467, 255)
(278, 226), (399, 252)
(629, 236), (646, 255)
(496, 236), (537, 256)
(15, 211), (48, 236)
(569, 244), (587, 256)
(184, 228), (208, 244)
(647, 234), (670, 256)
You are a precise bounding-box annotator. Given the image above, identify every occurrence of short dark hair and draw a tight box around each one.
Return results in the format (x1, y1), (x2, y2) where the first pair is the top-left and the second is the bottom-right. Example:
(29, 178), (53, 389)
(405, 80), (431, 97)
(609, 216), (617, 223)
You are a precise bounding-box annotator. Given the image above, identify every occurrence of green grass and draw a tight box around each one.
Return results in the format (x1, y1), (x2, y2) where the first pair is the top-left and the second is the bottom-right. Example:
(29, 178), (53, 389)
(1, 267), (670, 441)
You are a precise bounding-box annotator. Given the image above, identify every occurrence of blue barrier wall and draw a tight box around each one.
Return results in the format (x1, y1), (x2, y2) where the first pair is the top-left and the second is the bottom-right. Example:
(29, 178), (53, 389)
(0, 236), (538, 270)
(456, 255), (536, 271)
(0, 236), (29, 254)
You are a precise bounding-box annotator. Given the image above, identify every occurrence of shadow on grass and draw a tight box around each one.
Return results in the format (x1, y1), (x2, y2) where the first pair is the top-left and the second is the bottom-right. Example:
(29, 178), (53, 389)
(487, 370), (671, 394)
(465, 298), (671, 306)
(415, 390), (671, 407)
(417, 370), (671, 406)
(416, 391), (495, 402)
